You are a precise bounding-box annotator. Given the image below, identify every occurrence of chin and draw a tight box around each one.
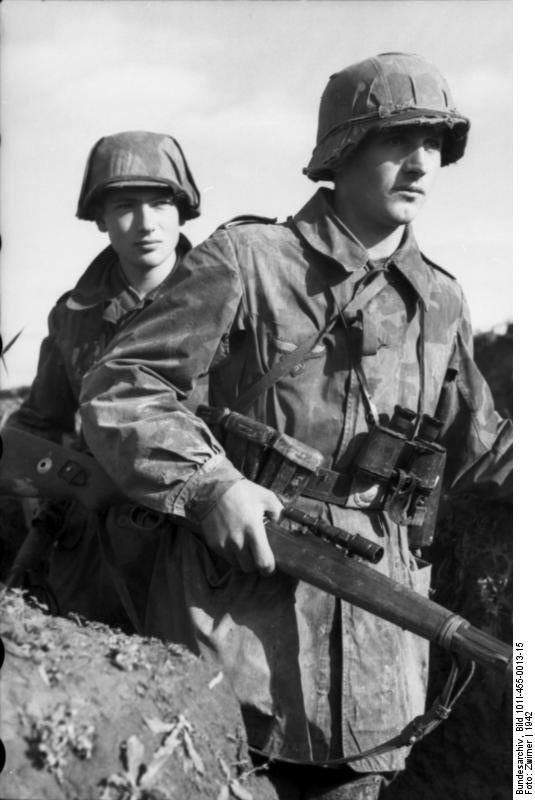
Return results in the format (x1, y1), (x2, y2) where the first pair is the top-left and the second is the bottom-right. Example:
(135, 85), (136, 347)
(386, 208), (419, 226)
(135, 254), (166, 270)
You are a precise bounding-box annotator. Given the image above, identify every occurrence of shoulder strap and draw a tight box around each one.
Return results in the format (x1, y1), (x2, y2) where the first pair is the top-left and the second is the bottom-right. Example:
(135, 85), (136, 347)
(421, 252), (457, 281)
(216, 214), (277, 231)
(232, 328), (328, 414)
(233, 270), (388, 414)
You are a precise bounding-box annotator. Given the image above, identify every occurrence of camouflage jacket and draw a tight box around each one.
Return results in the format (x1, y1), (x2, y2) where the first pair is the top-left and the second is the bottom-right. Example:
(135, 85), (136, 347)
(80, 188), (511, 770)
(8, 237), (190, 443)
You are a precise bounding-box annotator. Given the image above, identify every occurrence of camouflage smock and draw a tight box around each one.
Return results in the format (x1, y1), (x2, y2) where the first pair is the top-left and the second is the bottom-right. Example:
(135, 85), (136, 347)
(80, 188), (512, 770)
(8, 236), (192, 628)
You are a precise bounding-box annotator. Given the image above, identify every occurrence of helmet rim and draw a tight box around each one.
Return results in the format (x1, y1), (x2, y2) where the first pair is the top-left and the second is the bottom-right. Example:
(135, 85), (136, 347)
(304, 53), (470, 182)
(305, 110), (470, 181)
(76, 131), (201, 222)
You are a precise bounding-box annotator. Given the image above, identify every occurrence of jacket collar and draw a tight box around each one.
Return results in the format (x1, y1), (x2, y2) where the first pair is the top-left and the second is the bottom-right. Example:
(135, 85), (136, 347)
(387, 227), (433, 310)
(291, 188), (433, 309)
(68, 234), (192, 323)
(291, 188), (370, 274)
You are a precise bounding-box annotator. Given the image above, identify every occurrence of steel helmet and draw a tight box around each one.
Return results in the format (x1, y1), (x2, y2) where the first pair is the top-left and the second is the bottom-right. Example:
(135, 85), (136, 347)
(304, 52), (470, 182)
(77, 131), (201, 221)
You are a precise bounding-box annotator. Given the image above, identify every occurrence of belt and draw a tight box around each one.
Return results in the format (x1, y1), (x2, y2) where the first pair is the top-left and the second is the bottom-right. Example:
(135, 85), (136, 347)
(302, 467), (384, 509)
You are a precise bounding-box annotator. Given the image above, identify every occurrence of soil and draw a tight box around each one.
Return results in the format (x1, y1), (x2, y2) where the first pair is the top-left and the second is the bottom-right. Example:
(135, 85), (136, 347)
(0, 592), (279, 800)
(0, 325), (513, 800)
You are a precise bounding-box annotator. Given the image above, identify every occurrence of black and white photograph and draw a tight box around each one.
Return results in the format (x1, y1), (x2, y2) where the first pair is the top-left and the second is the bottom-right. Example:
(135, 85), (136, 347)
(0, 2), (516, 799)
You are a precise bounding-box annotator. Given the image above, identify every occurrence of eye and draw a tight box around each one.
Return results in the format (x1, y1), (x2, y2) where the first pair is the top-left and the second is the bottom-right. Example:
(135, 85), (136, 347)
(382, 133), (406, 147)
(424, 136), (443, 151)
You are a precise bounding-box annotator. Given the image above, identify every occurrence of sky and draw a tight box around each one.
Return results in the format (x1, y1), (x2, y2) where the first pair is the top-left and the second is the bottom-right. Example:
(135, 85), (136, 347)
(0, 0), (513, 389)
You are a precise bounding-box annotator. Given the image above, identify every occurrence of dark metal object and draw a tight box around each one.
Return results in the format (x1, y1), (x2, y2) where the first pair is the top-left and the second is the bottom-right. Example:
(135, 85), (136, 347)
(282, 505), (384, 564)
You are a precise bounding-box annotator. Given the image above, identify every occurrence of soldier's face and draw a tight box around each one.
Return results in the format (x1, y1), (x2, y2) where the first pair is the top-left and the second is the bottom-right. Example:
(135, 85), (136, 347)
(336, 125), (443, 231)
(97, 187), (180, 272)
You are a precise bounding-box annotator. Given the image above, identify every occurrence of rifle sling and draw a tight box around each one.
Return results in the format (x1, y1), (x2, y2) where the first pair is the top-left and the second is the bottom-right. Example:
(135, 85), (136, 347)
(249, 657), (474, 768)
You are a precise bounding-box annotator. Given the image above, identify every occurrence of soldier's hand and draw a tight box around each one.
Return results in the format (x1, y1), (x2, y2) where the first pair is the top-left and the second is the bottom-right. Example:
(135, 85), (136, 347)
(200, 479), (283, 575)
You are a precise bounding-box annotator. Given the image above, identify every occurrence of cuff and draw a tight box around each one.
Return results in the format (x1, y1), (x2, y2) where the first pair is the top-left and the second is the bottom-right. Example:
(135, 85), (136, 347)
(169, 453), (245, 521)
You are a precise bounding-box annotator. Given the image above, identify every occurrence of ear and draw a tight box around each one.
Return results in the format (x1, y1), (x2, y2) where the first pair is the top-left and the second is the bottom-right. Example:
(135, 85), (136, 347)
(95, 217), (108, 233)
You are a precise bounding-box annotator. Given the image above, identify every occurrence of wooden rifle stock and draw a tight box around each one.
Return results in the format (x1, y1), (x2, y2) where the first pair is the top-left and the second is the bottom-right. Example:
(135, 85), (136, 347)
(0, 426), (118, 509)
(266, 521), (512, 676)
(1, 427), (512, 675)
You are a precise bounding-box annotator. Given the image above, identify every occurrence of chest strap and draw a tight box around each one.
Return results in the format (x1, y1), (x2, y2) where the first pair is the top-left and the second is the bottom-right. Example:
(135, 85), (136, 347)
(233, 270), (388, 415)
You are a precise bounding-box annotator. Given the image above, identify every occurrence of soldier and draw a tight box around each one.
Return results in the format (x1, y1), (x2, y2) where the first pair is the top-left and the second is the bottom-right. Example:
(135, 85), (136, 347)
(7, 130), (201, 632)
(80, 55), (512, 798)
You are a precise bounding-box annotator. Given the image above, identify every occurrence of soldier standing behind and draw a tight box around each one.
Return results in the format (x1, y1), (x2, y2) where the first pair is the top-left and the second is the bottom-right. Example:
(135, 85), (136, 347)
(7, 130), (201, 632)
(80, 56), (512, 799)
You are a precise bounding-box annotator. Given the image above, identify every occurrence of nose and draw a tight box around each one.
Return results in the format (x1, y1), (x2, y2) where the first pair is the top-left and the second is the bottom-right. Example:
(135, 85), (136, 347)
(402, 144), (428, 177)
(136, 203), (157, 232)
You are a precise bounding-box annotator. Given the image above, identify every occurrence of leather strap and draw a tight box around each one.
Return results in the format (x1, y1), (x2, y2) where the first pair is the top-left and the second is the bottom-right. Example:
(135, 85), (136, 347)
(233, 270), (388, 415)
(301, 467), (354, 505)
(249, 657), (475, 769)
(233, 327), (327, 413)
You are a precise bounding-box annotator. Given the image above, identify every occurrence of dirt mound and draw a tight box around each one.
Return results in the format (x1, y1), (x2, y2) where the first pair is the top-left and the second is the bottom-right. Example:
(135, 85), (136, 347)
(0, 592), (278, 800)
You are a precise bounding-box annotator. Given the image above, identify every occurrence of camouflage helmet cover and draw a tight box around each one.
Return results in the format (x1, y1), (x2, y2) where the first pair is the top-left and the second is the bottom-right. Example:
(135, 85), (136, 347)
(304, 52), (470, 181)
(77, 131), (201, 221)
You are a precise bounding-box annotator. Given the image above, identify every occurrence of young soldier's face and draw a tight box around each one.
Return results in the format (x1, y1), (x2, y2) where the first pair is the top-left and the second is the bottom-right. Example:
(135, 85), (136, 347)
(97, 187), (180, 272)
(336, 124), (443, 232)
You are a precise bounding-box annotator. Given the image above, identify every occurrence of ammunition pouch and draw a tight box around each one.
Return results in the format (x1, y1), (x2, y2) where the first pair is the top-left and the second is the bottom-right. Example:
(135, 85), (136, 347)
(197, 405), (324, 502)
(197, 405), (384, 563)
(198, 403), (446, 548)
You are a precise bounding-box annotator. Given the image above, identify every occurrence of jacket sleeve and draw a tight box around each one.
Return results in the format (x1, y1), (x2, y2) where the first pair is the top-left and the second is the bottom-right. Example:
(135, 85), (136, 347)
(436, 291), (512, 501)
(80, 231), (246, 520)
(7, 304), (78, 443)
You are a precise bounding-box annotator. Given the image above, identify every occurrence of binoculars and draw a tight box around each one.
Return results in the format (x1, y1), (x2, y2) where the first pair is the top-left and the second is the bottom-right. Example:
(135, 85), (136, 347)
(353, 405), (447, 546)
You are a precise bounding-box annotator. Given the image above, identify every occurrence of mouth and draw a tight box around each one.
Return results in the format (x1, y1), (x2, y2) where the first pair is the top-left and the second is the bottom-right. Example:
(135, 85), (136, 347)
(393, 186), (425, 197)
(134, 240), (162, 250)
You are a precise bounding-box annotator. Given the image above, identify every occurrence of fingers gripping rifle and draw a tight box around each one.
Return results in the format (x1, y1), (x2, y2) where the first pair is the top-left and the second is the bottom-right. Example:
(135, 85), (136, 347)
(0, 423), (512, 678)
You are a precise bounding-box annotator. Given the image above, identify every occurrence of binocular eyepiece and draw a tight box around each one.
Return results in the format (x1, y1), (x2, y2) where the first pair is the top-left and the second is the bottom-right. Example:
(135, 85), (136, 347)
(389, 405), (443, 443)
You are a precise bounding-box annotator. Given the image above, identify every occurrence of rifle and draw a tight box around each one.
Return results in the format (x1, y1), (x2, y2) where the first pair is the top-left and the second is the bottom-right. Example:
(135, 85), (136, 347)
(0, 426), (117, 596)
(0, 425), (512, 676)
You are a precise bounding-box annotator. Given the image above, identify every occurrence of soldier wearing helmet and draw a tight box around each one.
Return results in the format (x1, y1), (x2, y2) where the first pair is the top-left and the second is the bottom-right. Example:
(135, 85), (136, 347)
(80, 57), (511, 799)
(7, 131), (201, 632)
